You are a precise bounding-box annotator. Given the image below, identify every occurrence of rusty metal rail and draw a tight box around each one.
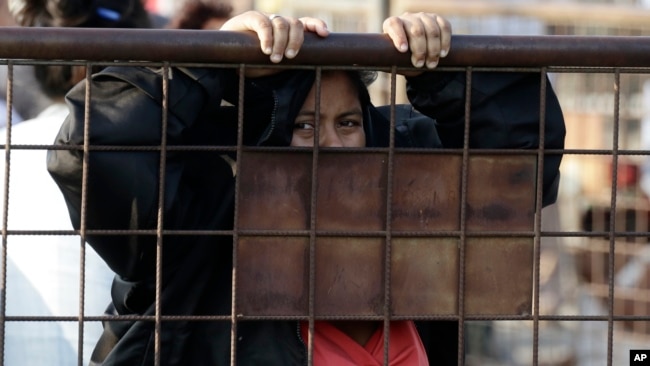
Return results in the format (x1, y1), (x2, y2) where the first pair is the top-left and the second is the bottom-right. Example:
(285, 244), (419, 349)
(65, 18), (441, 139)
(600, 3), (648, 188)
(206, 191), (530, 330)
(0, 27), (649, 67)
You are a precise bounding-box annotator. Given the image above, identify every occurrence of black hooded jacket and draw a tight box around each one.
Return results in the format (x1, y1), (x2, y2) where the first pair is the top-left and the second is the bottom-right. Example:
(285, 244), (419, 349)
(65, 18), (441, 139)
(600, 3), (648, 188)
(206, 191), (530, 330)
(47, 66), (565, 365)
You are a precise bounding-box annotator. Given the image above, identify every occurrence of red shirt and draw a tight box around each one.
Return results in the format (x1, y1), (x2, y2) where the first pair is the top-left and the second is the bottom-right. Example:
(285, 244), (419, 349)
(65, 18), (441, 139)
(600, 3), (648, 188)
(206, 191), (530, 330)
(300, 320), (429, 366)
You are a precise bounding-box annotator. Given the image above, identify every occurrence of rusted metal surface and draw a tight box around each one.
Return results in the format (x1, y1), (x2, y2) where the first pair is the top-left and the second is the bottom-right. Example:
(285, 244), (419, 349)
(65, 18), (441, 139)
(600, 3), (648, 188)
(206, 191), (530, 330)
(236, 151), (536, 316)
(391, 237), (459, 315)
(238, 151), (312, 231)
(0, 27), (650, 67)
(315, 153), (387, 231)
(313, 237), (385, 316)
(237, 236), (309, 316)
(466, 155), (537, 231)
(464, 237), (533, 315)
(392, 155), (461, 231)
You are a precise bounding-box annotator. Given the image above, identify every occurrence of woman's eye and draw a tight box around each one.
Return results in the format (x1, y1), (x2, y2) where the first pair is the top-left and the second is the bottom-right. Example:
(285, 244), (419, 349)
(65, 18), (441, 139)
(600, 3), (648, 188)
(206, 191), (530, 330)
(339, 120), (361, 128)
(294, 122), (314, 130)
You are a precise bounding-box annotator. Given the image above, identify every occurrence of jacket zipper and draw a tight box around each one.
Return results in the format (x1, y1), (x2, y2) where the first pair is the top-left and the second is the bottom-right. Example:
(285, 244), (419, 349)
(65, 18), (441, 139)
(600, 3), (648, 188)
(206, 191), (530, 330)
(250, 81), (279, 145)
(296, 321), (309, 366)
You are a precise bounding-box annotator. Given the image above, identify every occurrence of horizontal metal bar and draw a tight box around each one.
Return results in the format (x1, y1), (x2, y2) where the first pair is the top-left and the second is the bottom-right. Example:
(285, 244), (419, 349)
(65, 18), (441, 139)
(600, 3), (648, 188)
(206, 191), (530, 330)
(1, 27), (650, 67)
(7, 314), (650, 322)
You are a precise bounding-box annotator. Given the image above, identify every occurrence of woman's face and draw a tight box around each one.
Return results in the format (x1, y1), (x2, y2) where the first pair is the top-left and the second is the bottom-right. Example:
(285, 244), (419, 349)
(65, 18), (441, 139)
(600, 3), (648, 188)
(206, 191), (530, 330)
(291, 71), (366, 148)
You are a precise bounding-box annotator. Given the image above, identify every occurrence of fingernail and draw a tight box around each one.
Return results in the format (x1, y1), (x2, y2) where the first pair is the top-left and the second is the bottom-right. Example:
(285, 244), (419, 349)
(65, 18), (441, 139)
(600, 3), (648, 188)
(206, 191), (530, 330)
(263, 47), (272, 55)
(441, 49), (448, 57)
(427, 60), (438, 69)
(286, 49), (296, 58)
(415, 59), (424, 68)
(399, 43), (408, 52)
(271, 54), (282, 63)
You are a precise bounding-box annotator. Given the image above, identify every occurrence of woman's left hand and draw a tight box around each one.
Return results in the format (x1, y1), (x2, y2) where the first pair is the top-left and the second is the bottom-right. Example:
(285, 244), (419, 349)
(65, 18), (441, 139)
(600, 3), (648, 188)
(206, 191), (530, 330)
(383, 12), (452, 74)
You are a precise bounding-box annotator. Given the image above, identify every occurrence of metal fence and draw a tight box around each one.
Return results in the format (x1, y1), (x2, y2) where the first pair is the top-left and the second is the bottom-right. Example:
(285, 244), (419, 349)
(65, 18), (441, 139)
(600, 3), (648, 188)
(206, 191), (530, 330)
(0, 27), (649, 366)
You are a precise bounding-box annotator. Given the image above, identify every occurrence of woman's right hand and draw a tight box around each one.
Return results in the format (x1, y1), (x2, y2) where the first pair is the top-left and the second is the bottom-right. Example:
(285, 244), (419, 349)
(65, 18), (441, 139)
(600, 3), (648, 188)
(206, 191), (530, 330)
(220, 10), (329, 64)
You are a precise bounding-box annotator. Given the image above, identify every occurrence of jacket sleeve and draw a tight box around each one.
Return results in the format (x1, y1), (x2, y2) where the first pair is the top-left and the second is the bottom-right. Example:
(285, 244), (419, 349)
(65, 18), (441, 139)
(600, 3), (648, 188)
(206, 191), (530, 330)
(406, 71), (566, 207)
(46, 66), (238, 279)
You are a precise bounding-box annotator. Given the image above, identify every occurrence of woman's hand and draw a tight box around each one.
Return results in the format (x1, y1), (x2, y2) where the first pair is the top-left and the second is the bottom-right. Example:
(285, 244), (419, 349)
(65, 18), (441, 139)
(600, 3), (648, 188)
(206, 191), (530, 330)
(220, 10), (329, 64)
(383, 12), (452, 74)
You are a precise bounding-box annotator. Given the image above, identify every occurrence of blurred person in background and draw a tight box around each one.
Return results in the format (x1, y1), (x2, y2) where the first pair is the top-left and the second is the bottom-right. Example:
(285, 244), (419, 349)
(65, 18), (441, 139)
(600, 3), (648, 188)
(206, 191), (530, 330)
(166, 0), (233, 30)
(0, 0), (38, 127)
(1, 1), (165, 365)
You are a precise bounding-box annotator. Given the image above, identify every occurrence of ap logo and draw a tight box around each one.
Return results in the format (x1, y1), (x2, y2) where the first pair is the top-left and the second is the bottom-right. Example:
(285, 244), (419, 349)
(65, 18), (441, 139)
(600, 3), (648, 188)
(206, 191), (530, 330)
(631, 350), (650, 365)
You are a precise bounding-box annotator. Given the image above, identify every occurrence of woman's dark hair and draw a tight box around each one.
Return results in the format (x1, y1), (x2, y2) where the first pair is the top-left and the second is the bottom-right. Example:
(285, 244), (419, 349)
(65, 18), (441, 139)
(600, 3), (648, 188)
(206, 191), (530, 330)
(9, 0), (152, 99)
(358, 70), (378, 87)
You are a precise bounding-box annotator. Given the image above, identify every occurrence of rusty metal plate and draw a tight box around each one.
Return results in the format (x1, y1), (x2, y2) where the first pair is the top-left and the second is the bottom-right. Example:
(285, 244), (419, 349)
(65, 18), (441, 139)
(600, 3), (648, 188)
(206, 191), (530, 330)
(391, 238), (458, 315)
(236, 236), (309, 316)
(314, 237), (385, 316)
(236, 236), (533, 316)
(315, 153), (387, 231)
(238, 152), (537, 233)
(236, 151), (537, 316)
(392, 155), (462, 231)
(466, 155), (537, 232)
(238, 151), (389, 231)
(237, 236), (386, 316)
(238, 152), (312, 230)
(464, 237), (533, 315)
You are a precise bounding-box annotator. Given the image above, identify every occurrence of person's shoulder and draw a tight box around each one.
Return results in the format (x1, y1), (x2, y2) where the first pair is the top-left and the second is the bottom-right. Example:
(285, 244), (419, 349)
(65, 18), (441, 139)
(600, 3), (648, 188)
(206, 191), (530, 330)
(374, 104), (423, 121)
(371, 104), (443, 148)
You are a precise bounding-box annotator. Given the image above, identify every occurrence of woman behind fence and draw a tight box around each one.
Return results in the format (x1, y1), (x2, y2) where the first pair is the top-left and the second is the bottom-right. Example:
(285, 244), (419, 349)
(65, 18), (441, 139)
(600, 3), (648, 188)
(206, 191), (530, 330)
(46, 10), (565, 366)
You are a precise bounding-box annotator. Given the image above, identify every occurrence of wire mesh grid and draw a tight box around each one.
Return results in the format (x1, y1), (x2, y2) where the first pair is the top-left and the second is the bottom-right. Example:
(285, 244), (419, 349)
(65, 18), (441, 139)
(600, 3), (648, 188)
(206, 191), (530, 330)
(0, 29), (647, 366)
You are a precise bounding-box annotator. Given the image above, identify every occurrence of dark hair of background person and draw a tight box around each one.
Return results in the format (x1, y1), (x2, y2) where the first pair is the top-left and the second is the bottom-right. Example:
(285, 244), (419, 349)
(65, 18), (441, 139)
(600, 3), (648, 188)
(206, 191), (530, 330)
(9, 0), (152, 28)
(0, 0), (52, 120)
(8, 0), (154, 100)
(166, 0), (233, 30)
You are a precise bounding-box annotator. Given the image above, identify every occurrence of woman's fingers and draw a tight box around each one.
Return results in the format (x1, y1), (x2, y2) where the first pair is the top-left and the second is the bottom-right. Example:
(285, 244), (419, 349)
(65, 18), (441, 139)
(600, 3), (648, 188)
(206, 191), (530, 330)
(436, 15), (452, 59)
(270, 16), (331, 61)
(383, 12), (452, 69)
(268, 15), (304, 62)
(221, 11), (319, 63)
(220, 11), (273, 55)
(299, 17), (330, 37)
(383, 16), (410, 54)
(419, 14), (442, 68)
